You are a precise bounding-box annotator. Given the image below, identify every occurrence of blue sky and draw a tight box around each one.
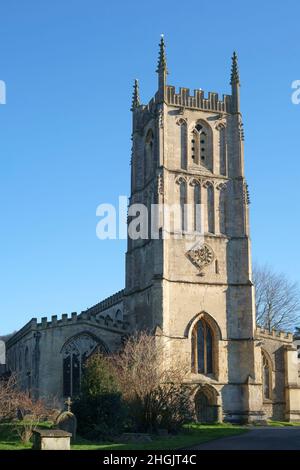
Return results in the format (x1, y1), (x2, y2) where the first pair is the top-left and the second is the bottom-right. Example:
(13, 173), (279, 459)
(0, 0), (299, 334)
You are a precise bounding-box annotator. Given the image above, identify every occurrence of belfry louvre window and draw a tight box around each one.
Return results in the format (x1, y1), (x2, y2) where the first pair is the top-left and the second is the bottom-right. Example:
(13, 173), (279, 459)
(191, 121), (212, 171)
(192, 319), (213, 374)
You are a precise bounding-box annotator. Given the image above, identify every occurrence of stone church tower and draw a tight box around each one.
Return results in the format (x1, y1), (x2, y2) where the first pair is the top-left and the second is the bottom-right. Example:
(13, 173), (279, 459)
(5, 38), (300, 423)
(125, 37), (299, 423)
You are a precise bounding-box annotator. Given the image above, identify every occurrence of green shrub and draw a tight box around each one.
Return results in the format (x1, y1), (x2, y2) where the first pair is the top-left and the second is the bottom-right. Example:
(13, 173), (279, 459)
(73, 393), (125, 440)
(73, 353), (126, 439)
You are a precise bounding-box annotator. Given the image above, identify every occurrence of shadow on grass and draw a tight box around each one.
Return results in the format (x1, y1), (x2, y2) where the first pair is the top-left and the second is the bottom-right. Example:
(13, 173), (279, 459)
(72, 423), (249, 451)
(0, 422), (249, 451)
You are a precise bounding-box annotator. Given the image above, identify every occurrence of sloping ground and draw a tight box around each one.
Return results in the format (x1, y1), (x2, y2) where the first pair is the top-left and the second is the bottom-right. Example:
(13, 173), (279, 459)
(190, 426), (300, 450)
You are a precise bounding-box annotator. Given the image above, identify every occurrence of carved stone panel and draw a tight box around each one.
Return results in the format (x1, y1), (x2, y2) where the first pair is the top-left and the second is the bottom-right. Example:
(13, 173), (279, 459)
(185, 243), (214, 273)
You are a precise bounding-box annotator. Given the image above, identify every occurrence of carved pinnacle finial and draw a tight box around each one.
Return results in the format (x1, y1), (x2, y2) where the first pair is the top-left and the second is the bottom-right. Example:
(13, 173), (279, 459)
(230, 51), (240, 85)
(131, 79), (140, 111)
(156, 34), (168, 74)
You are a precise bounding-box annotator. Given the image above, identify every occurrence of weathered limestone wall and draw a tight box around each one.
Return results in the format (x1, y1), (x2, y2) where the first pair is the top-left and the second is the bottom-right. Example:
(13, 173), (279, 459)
(6, 299), (128, 402)
(255, 328), (300, 421)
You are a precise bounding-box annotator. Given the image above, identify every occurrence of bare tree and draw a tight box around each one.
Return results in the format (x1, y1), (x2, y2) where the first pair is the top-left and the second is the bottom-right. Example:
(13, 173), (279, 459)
(0, 374), (19, 422)
(14, 392), (51, 443)
(253, 263), (300, 332)
(112, 332), (193, 432)
(0, 373), (57, 443)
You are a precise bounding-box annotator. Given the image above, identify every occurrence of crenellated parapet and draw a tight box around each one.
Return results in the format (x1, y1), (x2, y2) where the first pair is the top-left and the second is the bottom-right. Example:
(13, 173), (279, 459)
(84, 289), (125, 317)
(256, 326), (293, 343)
(165, 86), (232, 113)
(6, 290), (128, 349)
(132, 87), (232, 131)
(33, 309), (129, 333)
(132, 38), (239, 120)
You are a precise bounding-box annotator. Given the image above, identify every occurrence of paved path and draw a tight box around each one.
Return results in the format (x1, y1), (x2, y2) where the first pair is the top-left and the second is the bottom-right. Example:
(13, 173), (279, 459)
(190, 427), (300, 450)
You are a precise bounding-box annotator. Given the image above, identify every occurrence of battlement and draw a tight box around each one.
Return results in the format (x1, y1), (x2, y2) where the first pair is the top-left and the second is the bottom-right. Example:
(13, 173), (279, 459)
(256, 326), (293, 343)
(132, 39), (239, 117)
(164, 85), (232, 113)
(6, 290), (127, 349)
(32, 308), (129, 332)
(84, 289), (125, 316)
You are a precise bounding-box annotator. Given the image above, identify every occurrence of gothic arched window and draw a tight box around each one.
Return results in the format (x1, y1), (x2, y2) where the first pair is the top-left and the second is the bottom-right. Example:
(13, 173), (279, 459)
(180, 179), (187, 231)
(194, 183), (201, 232)
(115, 309), (123, 321)
(62, 333), (108, 397)
(144, 129), (154, 181)
(147, 190), (154, 239)
(219, 125), (227, 176)
(177, 118), (187, 169)
(191, 121), (213, 171)
(262, 351), (272, 400)
(192, 319), (214, 375)
(219, 187), (227, 235)
(206, 183), (215, 233)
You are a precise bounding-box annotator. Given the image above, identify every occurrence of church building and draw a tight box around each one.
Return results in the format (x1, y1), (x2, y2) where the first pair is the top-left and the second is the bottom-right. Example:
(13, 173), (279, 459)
(5, 38), (300, 423)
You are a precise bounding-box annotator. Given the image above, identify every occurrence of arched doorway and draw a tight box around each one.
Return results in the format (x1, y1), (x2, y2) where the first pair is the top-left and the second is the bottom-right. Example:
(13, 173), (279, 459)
(195, 389), (218, 423)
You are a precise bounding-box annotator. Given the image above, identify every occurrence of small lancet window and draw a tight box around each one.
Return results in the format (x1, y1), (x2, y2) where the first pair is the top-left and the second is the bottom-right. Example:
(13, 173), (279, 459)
(180, 180), (187, 231)
(262, 351), (272, 400)
(215, 259), (219, 274)
(177, 119), (187, 169)
(144, 129), (154, 181)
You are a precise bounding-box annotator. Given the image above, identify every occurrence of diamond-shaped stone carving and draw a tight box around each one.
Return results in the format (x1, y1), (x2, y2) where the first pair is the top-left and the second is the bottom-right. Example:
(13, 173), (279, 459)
(185, 243), (214, 272)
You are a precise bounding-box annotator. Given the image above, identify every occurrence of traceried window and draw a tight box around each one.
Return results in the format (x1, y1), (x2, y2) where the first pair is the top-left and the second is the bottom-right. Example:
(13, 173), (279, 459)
(262, 351), (272, 400)
(191, 319), (214, 375)
(62, 333), (107, 397)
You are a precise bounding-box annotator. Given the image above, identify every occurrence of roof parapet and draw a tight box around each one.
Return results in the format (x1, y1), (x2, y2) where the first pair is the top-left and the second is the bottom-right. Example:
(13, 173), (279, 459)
(256, 326), (293, 342)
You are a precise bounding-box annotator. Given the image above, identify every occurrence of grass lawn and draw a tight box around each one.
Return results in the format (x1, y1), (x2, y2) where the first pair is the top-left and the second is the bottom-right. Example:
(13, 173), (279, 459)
(2, 419), (300, 451)
(267, 420), (300, 427)
(0, 423), (31, 450)
(0, 421), (53, 450)
(0, 422), (248, 450)
(71, 423), (248, 450)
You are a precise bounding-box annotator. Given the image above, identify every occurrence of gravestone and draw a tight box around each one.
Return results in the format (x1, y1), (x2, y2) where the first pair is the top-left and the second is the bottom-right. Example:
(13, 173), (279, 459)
(55, 397), (77, 441)
(33, 429), (72, 450)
